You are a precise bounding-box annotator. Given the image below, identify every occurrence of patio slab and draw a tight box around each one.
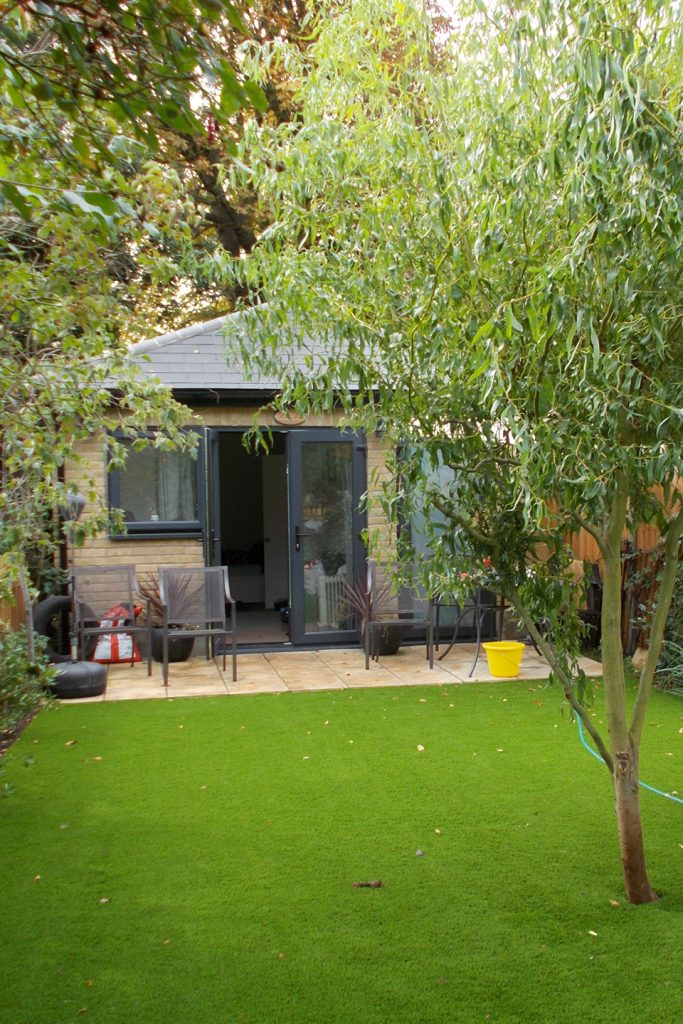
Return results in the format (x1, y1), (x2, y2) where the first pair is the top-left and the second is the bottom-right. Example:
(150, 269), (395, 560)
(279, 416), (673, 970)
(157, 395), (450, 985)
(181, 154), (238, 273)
(56, 644), (603, 702)
(265, 651), (347, 691)
(224, 654), (289, 695)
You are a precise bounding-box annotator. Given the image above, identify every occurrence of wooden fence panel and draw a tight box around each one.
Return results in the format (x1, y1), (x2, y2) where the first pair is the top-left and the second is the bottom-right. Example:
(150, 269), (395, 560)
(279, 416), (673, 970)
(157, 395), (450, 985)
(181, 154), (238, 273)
(0, 581), (28, 632)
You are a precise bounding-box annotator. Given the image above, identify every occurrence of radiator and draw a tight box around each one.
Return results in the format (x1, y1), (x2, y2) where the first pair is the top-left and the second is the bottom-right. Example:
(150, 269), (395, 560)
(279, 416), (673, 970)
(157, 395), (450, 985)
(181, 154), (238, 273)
(316, 574), (347, 629)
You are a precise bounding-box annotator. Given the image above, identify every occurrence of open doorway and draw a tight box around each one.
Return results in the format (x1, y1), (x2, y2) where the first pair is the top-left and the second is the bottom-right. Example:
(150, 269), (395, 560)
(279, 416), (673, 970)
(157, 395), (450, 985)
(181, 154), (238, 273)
(209, 427), (367, 648)
(212, 430), (290, 645)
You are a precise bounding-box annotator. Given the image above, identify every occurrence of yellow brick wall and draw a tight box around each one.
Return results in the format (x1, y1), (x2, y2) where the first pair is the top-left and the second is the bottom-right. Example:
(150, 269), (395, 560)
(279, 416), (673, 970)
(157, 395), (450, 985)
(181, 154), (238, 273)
(365, 433), (397, 568)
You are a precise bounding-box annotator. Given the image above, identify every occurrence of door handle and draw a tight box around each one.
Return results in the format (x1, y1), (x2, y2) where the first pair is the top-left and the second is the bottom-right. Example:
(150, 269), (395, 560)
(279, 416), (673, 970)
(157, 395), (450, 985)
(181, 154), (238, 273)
(295, 525), (314, 552)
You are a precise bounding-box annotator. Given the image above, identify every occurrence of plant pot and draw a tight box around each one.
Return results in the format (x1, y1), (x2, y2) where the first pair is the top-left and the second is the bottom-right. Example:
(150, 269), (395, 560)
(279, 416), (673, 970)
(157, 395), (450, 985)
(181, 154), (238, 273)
(361, 622), (408, 657)
(150, 628), (195, 663)
(482, 641), (525, 678)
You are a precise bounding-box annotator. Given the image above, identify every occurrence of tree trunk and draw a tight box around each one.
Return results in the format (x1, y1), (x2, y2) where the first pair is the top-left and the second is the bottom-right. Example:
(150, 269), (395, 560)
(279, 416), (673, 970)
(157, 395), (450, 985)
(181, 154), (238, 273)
(613, 743), (658, 904)
(601, 475), (658, 904)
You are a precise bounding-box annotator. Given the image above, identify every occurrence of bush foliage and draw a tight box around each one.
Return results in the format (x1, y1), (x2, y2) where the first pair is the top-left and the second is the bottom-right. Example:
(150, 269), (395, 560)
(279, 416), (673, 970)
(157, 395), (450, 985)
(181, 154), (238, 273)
(0, 628), (53, 742)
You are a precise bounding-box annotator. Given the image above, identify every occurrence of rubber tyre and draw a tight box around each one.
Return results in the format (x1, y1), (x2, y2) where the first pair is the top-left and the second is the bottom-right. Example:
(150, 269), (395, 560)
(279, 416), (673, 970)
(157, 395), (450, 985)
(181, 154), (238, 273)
(49, 660), (107, 699)
(32, 596), (73, 664)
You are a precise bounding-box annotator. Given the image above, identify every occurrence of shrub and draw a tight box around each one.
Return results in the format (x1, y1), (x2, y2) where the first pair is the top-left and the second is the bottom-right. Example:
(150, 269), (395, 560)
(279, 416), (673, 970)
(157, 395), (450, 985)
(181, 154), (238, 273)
(0, 627), (54, 741)
(654, 561), (683, 692)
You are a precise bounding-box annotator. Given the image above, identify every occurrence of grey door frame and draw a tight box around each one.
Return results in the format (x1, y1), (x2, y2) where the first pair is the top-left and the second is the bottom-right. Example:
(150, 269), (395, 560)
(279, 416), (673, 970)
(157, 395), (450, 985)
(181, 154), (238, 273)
(287, 428), (367, 646)
(206, 426), (367, 647)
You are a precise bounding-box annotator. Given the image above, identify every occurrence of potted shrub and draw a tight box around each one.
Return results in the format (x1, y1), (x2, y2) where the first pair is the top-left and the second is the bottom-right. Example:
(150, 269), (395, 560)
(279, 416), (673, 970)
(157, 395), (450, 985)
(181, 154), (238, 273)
(136, 574), (195, 663)
(341, 576), (407, 656)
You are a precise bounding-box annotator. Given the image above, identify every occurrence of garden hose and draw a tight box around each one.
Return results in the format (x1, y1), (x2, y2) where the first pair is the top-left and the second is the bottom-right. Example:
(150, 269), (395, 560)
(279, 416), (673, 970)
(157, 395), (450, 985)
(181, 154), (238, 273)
(575, 715), (683, 806)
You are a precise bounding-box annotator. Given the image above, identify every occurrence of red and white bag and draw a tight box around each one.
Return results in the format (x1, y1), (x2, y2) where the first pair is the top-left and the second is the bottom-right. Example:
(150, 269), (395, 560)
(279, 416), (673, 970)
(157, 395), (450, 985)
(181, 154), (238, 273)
(90, 604), (142, 664)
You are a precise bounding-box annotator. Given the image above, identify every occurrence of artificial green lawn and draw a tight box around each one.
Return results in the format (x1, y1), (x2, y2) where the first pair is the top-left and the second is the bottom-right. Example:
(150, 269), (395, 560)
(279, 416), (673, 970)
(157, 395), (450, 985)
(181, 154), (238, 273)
(1, 680), (682, 1024)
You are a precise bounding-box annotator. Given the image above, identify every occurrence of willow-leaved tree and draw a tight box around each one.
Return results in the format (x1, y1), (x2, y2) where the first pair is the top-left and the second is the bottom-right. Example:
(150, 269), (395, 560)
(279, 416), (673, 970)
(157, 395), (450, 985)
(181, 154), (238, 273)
(0, 1), (264, 595)
(227, 0), (683, 904)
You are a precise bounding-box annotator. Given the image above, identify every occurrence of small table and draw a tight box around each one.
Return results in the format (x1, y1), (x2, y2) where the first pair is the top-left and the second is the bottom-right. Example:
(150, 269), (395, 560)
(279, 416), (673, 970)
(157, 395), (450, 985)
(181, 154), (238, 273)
(435, 589), (506, 676)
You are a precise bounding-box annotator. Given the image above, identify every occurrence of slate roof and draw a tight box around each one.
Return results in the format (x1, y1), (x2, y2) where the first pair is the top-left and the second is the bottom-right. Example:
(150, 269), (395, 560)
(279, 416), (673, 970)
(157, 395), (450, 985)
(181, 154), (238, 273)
(127, 313), (277, 397)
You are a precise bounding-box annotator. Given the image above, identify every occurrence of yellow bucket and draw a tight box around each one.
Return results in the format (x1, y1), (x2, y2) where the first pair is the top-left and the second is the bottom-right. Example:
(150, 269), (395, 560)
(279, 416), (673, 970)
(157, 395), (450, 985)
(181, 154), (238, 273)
(482, 641), (526, 678)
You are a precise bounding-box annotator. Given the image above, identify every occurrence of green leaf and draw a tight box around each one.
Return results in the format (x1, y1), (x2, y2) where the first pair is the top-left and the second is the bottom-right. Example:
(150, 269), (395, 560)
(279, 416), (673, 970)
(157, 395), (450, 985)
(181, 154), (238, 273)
(243, 79), (268, 114)
(62, 190), (116, 220)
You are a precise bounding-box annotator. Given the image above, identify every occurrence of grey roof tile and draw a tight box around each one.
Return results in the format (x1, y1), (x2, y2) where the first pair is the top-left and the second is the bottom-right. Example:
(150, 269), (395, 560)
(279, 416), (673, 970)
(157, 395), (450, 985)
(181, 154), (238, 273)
(126, 313), (279, 392)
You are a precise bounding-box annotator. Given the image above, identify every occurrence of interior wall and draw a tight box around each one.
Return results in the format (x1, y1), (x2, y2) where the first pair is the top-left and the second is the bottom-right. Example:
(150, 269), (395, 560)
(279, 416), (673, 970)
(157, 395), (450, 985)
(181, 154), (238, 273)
(219, 433), (263, 552)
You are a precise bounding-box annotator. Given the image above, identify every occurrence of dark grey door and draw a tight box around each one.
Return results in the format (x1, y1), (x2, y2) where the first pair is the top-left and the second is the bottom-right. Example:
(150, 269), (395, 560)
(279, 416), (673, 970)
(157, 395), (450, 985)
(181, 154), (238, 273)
(287, 429), (366, 645)
(205, 428), (222, 567)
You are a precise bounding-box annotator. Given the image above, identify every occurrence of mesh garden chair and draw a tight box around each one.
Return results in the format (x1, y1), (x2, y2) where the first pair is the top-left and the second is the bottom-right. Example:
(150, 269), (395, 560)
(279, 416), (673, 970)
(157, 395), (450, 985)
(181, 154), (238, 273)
(363, 564), (435, 670)
(71, 565), (152, 674)
(158, 566), (236, 686)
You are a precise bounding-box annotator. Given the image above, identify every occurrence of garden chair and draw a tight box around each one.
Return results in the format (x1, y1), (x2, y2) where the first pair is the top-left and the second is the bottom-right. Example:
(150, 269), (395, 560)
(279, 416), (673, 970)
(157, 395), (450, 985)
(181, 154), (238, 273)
(363, 564), (435, 670)
(158, 566), (237, 686)
(71, 565), (152, 674)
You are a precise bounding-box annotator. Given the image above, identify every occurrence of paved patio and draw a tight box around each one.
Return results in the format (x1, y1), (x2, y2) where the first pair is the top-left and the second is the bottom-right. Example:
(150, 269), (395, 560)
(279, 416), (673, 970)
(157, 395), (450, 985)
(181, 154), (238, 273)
(74, 643), (603, 702)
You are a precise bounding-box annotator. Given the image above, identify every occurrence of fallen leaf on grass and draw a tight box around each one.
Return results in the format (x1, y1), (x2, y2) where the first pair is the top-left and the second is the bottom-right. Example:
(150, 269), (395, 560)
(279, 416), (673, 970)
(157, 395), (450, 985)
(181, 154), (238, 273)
(33, 874), (41, 882)
(588, 930), (598, 937)
(277, 952), (285, 960)
(352, 880), (383, 888)
(417, 744), (425, 752)
(609, 900), (620, 907)
(92, 757), (102, 763)
(97, 897), (110, 905)
(64, 740), (78, 747)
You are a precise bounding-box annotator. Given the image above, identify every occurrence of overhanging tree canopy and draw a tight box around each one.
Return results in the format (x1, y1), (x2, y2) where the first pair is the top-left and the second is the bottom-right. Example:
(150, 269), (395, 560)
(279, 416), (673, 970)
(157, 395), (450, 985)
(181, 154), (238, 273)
(0, 1), (268, 592)
(228, 0), (683, 903)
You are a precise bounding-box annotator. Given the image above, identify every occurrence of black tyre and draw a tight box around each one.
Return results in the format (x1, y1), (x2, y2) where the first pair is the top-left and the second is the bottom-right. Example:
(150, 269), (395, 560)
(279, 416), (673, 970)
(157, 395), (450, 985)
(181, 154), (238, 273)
(49, 660), (107, 699)
(32, 596), (73, 664)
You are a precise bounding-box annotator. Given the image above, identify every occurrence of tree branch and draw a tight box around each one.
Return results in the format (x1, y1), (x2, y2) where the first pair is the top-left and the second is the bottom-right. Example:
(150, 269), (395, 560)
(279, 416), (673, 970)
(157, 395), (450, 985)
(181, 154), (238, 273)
(508, 592), (614, 773)
(630, 504), (683, 746)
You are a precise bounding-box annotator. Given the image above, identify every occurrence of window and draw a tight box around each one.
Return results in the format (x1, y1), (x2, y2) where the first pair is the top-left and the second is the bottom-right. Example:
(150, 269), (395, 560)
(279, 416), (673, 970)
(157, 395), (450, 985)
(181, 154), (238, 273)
(108, 433), (204, 536)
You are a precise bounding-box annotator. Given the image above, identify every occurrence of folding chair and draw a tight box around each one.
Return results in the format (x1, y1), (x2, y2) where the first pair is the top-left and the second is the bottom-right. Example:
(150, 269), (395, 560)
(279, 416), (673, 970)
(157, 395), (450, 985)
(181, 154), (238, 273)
(158, 566), (237, 686)
(71, 565), (152, 675)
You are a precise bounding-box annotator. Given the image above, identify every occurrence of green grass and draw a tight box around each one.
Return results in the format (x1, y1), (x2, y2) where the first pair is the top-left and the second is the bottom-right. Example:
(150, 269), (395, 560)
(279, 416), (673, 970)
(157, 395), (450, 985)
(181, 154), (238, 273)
(1, 681), (682, 1024)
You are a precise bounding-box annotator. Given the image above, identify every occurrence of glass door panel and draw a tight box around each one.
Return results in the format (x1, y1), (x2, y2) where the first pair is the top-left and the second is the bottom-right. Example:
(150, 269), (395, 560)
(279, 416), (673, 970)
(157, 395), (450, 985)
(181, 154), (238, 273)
(288, 430), (365, 645)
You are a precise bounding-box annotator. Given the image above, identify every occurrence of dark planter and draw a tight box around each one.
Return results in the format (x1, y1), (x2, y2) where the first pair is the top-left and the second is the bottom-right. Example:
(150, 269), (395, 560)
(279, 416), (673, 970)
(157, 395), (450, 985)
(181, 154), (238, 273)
(150, 628), (195, 663)
(374, 623), (407, 655)
(360, 622), (408, 656)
